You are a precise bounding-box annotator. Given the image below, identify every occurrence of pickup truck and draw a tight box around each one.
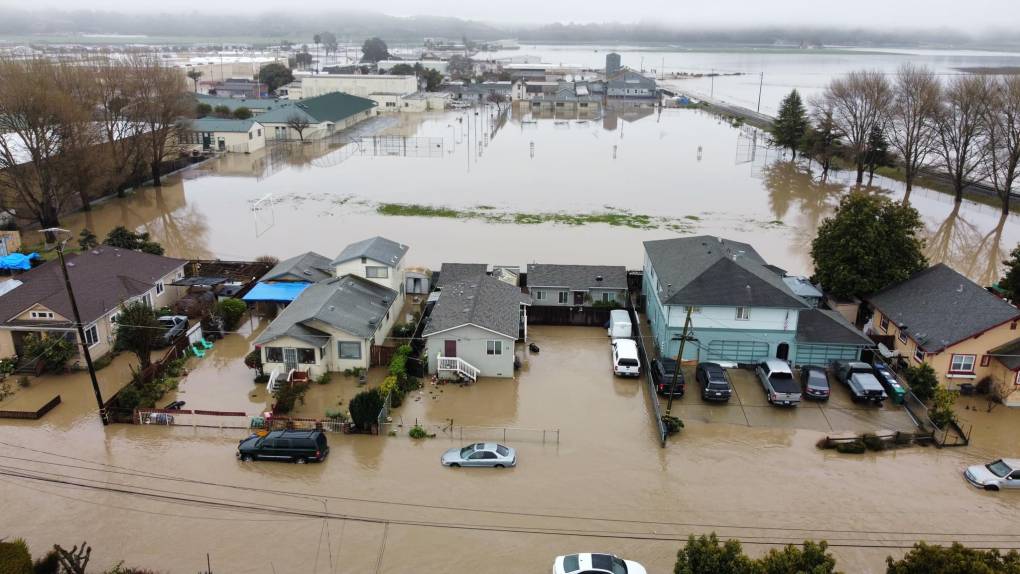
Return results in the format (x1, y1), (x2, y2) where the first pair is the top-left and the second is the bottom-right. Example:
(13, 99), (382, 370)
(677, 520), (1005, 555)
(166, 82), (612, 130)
(157, 315), (188, 347)
(833, 360), (888, 404)
(651, 358), (684, 396)
(755, 359), (801, 406)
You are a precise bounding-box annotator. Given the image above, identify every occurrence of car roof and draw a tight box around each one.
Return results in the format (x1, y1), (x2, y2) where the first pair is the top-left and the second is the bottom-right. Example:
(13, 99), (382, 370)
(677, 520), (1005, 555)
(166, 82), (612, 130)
(613, 338), (637, 350)
(699, 361), (724, 371)
(268, 430), (321, 439)
(1000, 458), (1020, 468)
(560, 553), (618, 573)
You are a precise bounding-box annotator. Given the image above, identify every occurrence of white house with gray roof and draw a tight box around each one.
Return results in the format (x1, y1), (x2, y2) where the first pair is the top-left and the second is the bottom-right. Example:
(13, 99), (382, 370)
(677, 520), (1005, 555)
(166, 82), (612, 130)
(527, 264), (628, 308)
(332, 236), (408, 295)
(423, 275), (531, 380)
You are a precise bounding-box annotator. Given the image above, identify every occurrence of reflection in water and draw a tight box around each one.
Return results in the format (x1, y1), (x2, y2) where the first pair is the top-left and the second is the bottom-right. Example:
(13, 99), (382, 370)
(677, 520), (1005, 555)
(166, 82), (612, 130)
(761, 160), (845, 260)
(926, 207), (1010, 287)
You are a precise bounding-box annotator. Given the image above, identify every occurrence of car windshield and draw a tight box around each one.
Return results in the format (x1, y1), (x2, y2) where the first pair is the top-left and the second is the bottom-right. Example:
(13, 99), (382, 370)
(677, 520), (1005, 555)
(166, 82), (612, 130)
(988, 460), (1013, 478)
(590, 554), (627, 574)
(562, 555), (579, 572)
(708, 381), (729, 390)
(459, 446), (476, 458)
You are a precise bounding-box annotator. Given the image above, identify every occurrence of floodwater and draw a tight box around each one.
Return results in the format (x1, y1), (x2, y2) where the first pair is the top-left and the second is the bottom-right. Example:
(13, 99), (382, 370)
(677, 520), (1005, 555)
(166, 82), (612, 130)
(35, 105), (1020, 286)
(3, 326), (1020, 573)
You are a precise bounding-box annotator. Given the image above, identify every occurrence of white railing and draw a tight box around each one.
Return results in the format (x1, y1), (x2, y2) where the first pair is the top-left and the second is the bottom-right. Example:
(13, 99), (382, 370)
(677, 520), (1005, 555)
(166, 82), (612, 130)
(437, 354), (480, 382)
(267, 369), (282, 393)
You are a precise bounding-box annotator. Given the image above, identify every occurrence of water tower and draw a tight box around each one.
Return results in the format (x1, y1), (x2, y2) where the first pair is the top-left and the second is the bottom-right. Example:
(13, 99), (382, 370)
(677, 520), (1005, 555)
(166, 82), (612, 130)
(606, 52), (621, 77)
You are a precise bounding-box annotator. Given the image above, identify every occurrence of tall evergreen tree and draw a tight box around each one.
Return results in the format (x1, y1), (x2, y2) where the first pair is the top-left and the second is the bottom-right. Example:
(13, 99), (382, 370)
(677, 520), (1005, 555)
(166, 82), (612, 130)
(772, 89), (808, 159)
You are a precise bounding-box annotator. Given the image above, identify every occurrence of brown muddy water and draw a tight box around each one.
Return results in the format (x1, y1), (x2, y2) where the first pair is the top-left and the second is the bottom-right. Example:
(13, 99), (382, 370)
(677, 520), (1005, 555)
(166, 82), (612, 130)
(3, 326), (1020, 573)
(31, 105), (1020, 286)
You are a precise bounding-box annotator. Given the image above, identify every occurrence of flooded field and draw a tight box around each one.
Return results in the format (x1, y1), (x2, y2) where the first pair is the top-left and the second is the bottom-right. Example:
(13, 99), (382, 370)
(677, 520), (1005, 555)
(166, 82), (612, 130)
(2, 326), (1020, 573)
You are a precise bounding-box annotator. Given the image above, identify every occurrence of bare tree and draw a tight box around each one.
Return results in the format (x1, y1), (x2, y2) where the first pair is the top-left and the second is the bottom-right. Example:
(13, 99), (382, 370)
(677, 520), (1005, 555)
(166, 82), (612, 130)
(55, 62), (106, 211)
(980, 75), (1020, 213)
(129, 56), (190, 186)
(286, 113), (311, 142)
(487, 91), (510, 114)
(887, 64), (941, 195)
(94, 59), (147, 198)
(820, 70), (893, 184)
(936, 75), (989, 203)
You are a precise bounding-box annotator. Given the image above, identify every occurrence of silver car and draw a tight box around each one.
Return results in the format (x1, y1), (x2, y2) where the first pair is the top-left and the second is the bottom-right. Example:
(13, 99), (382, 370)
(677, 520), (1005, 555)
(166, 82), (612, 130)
(964, 459), (1020, 491)
(441, 442), (517, 468)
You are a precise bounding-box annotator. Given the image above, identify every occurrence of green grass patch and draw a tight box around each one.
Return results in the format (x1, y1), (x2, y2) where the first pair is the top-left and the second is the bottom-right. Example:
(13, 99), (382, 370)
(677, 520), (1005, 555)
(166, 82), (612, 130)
(376, 202), (695, 231)
(684, 215), (701, 221)
(377, 203), (462, 218)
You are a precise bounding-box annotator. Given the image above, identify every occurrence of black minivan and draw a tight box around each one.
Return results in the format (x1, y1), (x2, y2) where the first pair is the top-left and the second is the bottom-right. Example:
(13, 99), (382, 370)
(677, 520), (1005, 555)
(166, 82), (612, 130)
(237, 430), (329, 463)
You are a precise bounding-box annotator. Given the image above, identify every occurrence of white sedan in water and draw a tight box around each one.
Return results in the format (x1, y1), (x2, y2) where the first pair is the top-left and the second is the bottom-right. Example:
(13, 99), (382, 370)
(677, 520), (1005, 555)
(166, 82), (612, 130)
(440, 443), (516, 468)
(553, 553), (647, 574)
(964, 458), (1020, 491)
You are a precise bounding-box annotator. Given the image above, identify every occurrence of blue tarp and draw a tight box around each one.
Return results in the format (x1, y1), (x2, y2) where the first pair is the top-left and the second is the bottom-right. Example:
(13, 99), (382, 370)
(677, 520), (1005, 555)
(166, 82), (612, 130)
(0, 252), (39, 271)
(242, 281), (310, 302)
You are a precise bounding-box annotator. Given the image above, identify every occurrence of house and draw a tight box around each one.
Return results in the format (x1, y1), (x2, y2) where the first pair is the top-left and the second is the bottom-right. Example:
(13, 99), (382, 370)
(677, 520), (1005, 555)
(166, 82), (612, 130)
(795, 308), (875, 366)
(293, 73), (420, 111)
(194, 94), (274, 115)
(867, 263), (1020, 390)
(331, 236), (408, 295)
(241, 251), (333, 308)
(253, 92), (377, 141)
(0, 248), (187, 364)
(527, 264), (627, 308)
(605, 53), (656, 98)
(201, 78), (267, 99)
(643, 236), (810, 363)
(423, 275), (531, 379)
(436, 263), (488, 289)
(182, 118), (265, 154)
(254, 275), (398, 375)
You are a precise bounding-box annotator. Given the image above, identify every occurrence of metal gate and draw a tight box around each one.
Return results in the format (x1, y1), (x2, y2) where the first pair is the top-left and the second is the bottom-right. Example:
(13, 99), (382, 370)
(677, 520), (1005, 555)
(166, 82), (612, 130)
(704, 340), (769, 362)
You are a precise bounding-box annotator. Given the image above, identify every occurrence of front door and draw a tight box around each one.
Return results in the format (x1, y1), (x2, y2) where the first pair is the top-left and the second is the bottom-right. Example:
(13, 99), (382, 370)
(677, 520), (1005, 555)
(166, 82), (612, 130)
(776, 343), (790, 361)
(202, 133), (211, 150)
(444, 340), (457, 357)
(574, 291), (585, 305)
(283, 348), (298, 371)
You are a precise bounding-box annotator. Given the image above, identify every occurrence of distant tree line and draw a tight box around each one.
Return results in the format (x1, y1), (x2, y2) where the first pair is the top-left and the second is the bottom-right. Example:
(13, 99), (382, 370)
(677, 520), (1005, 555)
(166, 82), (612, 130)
(771, 65), (1020, 213)
(0, 56), (191, 233)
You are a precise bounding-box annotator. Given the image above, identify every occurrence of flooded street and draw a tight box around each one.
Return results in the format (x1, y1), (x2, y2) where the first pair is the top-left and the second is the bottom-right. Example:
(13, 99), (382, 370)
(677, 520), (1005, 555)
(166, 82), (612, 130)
(2, 327), (1020, 573)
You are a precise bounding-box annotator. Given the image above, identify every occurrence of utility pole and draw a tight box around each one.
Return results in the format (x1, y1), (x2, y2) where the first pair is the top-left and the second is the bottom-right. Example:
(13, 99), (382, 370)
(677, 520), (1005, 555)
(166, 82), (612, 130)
(756, 72), (764, 113)
(44, 228), (108, 425)
(710, 69), (715, 99)
(665, 306), (694, 415)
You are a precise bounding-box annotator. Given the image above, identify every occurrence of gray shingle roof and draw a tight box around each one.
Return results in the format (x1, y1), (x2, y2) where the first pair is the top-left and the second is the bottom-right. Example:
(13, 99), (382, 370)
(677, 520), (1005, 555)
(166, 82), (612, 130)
(643, 236), (807, 309)
(867, 264), (1020, 353)
(0, 247), (185, 326)
(796, 308), (873, 346)
(526, 264), (627, 291)
(331, 236), (408, 267)
(423, 275), (531, 339)
(254, 274), (397, 345)
(436, 263), (487, 288)
(260, 251), (334, 283)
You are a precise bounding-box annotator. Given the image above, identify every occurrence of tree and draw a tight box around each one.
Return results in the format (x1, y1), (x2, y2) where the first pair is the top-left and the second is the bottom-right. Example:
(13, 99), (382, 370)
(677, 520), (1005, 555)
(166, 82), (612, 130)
(447, 55), (474, 80)
(293, 51), (312, 70)
(103, 226), (165, 255)
(801, 101), (844, 181)
(78, 228), (98, 250)
(94, 59), (147, 199)
(349, 388), (384, 431)
(936, 75), (989, 203)
(22, 332), (76, 372)
(420, 67), (444, 92)
(864, 124), (894, 185)
(213, 105), (231, 118)
(258, 62), (294, 94)
(0, 539), (33, 574)
(811, 193), (927, 299)
(886, 542), (1020, 574)
(286, 113), (311, 142)
(114, 301), (162, 370)
(361, 37), (390, 63)
(389, 63), (416, 75)
(820, 70), (893, 183)
(930, 386), (959, 429)
(195, 102), (212, 118)
(980, 76), (1020, 213)
(487, 91), (509, 113)
(674, 533), (752, 574)
(904, 363), (939, 403)
(1001, 244), (1020, 301)
(128, 56), (190, 187)
(232, 107), (252, 120)
(772, 89), (808, 158)
(244, 348), (264, 378)
(213, 298), (246, 331)
(186, 68), (203, 92)
(319, 32), (337, 64)
(887, 64), (941, 194)
(757, 541), (838, 574)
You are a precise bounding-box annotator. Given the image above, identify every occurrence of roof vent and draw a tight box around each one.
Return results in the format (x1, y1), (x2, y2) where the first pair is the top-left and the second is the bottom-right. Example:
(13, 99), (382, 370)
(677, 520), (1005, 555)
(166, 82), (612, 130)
(329, 305), (335, 311)
(369, 318), (377, 325)
(596, 275), (603, 282)
(957, 284), (964, 293)
(302, 270), (312, 276)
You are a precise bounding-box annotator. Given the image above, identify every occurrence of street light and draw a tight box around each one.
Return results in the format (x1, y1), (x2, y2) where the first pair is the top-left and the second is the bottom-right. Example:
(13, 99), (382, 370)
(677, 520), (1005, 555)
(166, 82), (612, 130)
(42, 228), (108, 425)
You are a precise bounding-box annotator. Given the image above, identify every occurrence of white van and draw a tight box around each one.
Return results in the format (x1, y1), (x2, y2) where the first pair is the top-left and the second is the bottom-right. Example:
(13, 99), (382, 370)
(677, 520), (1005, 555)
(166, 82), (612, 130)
(612, 339), (641, 377)
(608, 309), (633, 339)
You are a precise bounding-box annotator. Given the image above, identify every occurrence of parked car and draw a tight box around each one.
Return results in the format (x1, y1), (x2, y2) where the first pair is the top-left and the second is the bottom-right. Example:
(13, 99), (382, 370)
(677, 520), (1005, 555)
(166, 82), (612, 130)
(832, 361), (888, 404)
(441, 442), (516, 468)
(651, 358), (684, 396)
(964, 459), (1020, 491)
(553, 553), (647, 574)
(611, 339), (640, 377)
(872, 360), (906, 404)
(157, 315), (188, 347)
(756, 359), (801, 406)
(696, 362), (732, 402)
(608, 309), (633, 339)
(799, 365), (830, 401)
(237, 430), (329, 463)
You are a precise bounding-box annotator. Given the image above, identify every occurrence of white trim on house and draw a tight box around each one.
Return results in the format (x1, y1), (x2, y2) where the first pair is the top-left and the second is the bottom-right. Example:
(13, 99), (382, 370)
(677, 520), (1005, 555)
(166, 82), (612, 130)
(423, 322), (514, 340)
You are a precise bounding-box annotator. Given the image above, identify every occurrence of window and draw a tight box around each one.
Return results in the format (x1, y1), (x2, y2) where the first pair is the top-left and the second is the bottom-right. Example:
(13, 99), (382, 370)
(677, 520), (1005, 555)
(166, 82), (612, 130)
(602, 292), (612, 303)
(535, 290), (546, 301)
(83, 325), (99, 348)
(30, 311), (54, 319)
(109, 313), (119, 325)
(914, 347), (924, 363)
(338, 342), (361, 359)
(297, 348), (316, 364)
(558, 291), (568, 304)
(487, 340), (503, 355)
(949, 354), (976, 374)
(880, 316), (889, 332)
(361, 256), (367, 263)
(385, 101), (396, 107)
(248, 132), (253, 140)
(257, 129), (262, 137)
(365, 266), (388, 278)
(897, 329), (908, 344)
(735, 307), (750, 321)
(981, 355), (991, 367)
(155, 281), (164, 295)
(265, 347), (283, 362)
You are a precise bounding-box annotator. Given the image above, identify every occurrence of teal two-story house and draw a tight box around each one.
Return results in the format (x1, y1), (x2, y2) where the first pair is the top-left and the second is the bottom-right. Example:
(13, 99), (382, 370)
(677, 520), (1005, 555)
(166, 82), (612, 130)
(643, 236), (871, 365)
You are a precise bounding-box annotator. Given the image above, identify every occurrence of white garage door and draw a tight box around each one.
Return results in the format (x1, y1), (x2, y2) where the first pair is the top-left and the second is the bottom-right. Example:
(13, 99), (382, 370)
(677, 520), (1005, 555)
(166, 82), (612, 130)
(705, 340), (770, 363)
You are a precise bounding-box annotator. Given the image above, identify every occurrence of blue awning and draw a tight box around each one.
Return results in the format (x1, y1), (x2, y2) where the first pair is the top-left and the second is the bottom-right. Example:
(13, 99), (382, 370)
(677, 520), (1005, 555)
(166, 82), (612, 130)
(242, 281), (310, 302)
(0, 252), (39, 271)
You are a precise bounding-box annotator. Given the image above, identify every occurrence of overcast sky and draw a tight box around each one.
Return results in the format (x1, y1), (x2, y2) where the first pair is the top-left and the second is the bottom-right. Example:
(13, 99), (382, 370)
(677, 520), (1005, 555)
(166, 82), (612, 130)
(11, 0), (1018, 31)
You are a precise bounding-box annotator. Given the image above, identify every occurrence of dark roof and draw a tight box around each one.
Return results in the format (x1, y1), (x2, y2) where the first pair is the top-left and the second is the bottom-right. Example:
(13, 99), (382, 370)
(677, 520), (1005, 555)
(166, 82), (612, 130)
(423, 275), (531, 339)
(526, 264), (627, 291)
(254, 274), (397, 345)
(436, 263), (488, 288)
(643, 236), (807, 309)
(868, 264), (1020, 353)
(256, 92), (377, 125)
(0, 247), (185, 326)
(989, 339), (1020, 371)
(796, 308), (874, 346)
(260, 251), (334, 283)
(331, 236), (408, 267)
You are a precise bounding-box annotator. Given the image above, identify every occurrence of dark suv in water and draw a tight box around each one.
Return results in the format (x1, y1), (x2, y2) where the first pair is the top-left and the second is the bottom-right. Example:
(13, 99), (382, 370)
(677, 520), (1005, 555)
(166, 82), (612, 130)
(651, 358), (685, 396)
(237, 430), (329, 463)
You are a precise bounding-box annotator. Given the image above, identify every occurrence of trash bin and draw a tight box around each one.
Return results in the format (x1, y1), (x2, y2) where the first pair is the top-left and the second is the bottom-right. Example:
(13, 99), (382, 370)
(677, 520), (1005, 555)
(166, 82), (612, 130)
(888, 383), (906, 405)
(959, 383), (975, 396)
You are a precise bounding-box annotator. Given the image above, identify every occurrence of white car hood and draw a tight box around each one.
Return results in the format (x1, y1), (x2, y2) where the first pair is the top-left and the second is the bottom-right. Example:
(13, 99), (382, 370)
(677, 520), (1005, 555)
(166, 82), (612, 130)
(967, 465), (1000, 485)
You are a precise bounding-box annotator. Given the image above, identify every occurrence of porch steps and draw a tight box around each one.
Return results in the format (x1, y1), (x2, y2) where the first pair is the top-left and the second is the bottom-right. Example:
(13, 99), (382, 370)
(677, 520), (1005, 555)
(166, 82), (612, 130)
(437, 356), (480, 382)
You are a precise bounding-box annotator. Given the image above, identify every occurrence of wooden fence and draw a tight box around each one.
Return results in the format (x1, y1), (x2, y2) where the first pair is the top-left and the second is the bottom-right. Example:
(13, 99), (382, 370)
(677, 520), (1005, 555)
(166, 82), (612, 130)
(371, 345), (398, 367)
(0, 395), (61, 420)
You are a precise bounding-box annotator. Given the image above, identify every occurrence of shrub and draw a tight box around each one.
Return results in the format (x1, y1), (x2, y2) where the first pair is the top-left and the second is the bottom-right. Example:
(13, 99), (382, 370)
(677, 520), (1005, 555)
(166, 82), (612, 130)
(164, 357), (187, 378)
(409, 425), (428, 439)
(253, 374), (269, 384)
(16, 376), (29, 388)
(349, 388), (384, 431)
(213, 299), (247, 331)
(886, 541), (1020, 574)
(379, 375), (399, 397)
(22, 333), (76, 373)
(862, 433), (886, 451)
(661, 415), (684, 435)
(316, 372), (331, 385)
(112, 373), (181, 412)
(904, 363), (939, 403)
(0, 538), (32, 574)
(392, 323), (415, 337)
(835, 441), (866, 454)
(388, 353), (407, 380)
(272, 383), (308, 414)
(398, 376), (421, 393)
(92, 354), (113, 371)
(32, 549), (60, 574)
(930, 387), (959, 429)
(244, 349), (264, 377)
(0, 357), (17, 377)
(325, 408), (349, 423)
